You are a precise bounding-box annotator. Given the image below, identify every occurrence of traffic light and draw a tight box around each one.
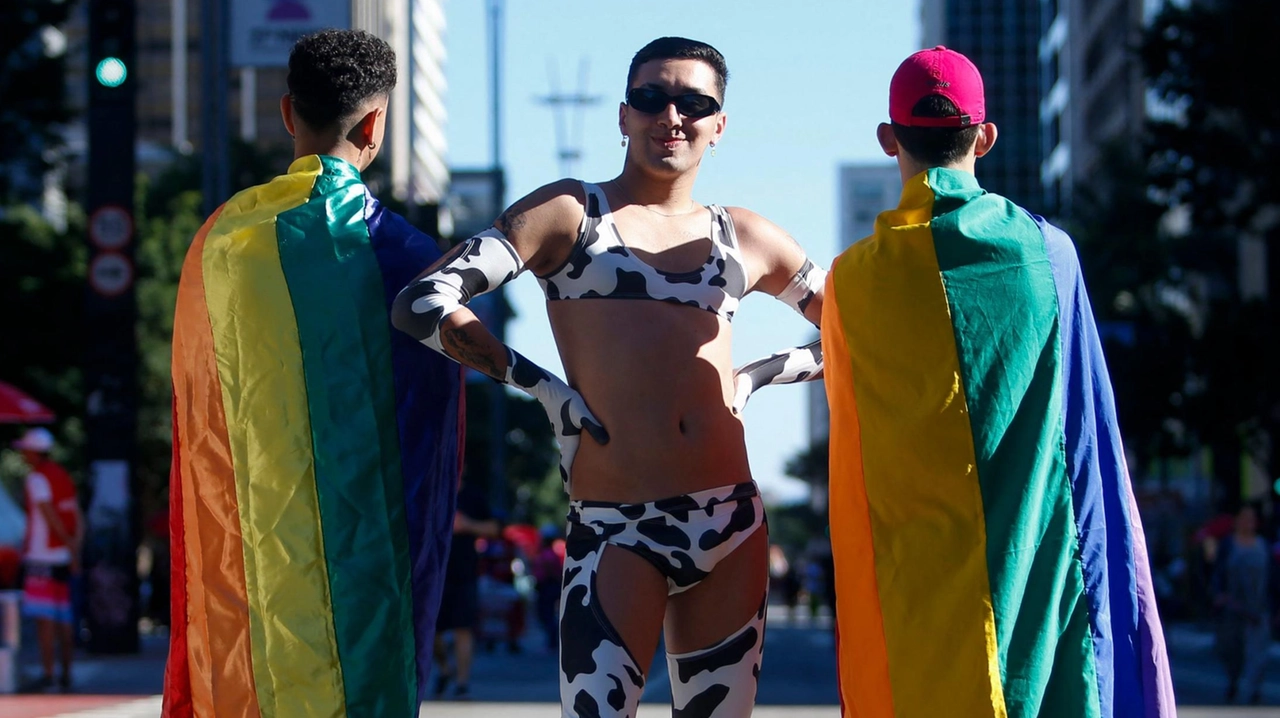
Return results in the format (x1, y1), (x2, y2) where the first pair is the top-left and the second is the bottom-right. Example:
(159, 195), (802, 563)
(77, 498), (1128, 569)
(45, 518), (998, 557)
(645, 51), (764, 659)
(94, 56), (128, 88)
(88, 0), (134, 94)
(85, 0), (141, 655)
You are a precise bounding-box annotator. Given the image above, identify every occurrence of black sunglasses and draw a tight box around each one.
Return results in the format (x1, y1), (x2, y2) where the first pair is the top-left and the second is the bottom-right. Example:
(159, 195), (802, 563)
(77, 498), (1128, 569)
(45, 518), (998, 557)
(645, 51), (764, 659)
(625, 88), (721, 118)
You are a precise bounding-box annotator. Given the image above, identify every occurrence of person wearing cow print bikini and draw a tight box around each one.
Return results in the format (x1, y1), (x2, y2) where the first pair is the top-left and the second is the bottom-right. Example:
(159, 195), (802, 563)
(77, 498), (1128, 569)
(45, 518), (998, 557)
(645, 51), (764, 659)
(392, 36), (824, 717)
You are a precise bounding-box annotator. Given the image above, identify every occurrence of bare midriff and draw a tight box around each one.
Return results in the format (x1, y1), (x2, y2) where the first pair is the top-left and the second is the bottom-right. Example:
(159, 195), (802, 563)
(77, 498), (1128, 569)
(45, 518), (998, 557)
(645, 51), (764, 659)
(547, 297), (752, 503)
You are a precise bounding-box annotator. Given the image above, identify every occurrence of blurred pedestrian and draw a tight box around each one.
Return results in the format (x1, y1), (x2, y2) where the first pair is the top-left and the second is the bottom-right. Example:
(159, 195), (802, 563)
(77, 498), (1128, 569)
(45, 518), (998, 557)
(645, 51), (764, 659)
(822, 46), (1174, 716)
(477, 532), (525, 654)
(164, 29), (464, 718)
(767, 543), (799, 617)
(433, 477), (500, 700)
(14, 427), (81, 692)
(1213, 503), (1270, 705)
(803, 556), (825, 620)
(530, 523), (565, 654)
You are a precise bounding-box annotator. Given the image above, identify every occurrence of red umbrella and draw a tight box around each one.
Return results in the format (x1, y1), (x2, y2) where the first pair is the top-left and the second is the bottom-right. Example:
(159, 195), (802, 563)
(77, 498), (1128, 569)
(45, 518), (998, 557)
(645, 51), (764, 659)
(0, 380), (56, 424)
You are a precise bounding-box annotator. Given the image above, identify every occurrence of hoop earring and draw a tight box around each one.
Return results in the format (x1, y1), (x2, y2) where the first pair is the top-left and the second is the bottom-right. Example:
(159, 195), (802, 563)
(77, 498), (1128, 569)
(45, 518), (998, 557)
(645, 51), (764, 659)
(710, 142), (717, 157)
(620, 136), (628, 148)
(368, 141), (377, 151)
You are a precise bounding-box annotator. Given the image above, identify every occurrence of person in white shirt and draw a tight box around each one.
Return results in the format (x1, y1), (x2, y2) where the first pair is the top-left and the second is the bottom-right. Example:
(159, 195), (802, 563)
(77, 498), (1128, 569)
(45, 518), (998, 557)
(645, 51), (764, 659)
(14, 427), (82, 692)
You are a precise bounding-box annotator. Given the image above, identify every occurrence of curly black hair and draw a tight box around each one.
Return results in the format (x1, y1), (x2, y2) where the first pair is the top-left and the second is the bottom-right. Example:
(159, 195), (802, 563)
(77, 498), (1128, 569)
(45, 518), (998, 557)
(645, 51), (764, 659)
(627, 37), (729, 102)
(287, 29), (397, 133)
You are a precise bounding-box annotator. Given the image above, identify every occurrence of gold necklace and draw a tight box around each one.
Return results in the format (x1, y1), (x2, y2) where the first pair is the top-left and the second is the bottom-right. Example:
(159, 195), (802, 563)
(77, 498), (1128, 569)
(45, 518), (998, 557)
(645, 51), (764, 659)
(610, 180), (702, 218)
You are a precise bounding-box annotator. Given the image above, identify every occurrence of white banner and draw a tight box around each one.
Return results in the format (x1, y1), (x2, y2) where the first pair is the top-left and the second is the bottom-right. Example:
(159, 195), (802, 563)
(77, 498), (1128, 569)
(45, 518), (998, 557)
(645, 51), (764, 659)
(230, 0), (350, 68)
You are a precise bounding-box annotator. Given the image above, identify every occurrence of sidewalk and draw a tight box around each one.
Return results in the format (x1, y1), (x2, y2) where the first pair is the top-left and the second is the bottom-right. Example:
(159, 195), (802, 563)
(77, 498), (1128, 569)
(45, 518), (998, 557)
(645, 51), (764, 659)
(2, 617), (1279, 716)
(11, 622), (168, 696)
(4, 699), (1280, 718)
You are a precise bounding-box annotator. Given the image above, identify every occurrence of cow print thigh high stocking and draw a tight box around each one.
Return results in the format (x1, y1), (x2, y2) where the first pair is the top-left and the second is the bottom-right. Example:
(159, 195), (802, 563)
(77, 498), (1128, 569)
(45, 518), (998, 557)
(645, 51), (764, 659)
(558, 482), (766, 717)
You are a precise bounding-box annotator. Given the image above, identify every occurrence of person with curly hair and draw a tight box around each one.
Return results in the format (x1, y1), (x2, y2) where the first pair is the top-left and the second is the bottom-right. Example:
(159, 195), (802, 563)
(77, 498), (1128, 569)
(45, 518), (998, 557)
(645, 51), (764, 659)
(163, 29), (464, 718)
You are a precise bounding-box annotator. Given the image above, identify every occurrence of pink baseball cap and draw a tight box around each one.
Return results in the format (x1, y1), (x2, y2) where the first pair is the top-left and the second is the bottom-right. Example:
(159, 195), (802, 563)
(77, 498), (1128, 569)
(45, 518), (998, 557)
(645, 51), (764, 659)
(889, 46), (985, 128)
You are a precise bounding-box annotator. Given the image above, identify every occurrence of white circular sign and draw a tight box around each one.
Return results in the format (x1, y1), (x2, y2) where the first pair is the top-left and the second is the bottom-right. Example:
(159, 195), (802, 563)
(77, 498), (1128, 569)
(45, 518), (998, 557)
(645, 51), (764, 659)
(89, 205), (133, 250)
(89, 252), (134, 297)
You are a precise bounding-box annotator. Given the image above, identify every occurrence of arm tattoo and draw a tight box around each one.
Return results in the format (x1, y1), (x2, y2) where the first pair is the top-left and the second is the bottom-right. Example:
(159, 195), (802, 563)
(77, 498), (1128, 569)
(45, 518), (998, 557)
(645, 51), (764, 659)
(442, 327), (501, 379)
(494, 207), (529, 235)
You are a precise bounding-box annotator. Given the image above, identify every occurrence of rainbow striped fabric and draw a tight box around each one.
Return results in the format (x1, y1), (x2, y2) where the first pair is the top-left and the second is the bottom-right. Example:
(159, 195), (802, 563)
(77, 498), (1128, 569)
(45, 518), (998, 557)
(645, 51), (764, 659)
(164, 155), (463, 718)
(822, 168), (1175, 718)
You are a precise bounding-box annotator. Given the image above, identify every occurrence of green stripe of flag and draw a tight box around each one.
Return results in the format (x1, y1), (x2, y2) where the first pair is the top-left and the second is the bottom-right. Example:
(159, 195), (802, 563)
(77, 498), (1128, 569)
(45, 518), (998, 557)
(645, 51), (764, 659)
(927, 168), (1100, 718)
(276, 156), (417, 716)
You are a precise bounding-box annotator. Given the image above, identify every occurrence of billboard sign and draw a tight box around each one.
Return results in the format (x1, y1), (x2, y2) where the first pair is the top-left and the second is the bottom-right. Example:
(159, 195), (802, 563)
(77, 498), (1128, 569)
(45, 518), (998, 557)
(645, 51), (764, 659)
(231, 0), (350, 68)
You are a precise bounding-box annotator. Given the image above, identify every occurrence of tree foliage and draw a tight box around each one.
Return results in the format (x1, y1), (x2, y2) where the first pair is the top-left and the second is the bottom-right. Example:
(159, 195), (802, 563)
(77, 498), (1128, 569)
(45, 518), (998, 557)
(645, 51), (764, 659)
(1064, 139), (1198, 472)
(0, 0), (74, 203)
(0, 203), (87, 492)
(1138, 0), (1280, 501)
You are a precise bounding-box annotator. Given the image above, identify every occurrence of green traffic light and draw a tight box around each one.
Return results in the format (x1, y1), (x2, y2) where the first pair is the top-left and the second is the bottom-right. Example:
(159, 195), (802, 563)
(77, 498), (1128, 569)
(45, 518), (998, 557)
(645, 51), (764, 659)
(95, 57), (127, 88)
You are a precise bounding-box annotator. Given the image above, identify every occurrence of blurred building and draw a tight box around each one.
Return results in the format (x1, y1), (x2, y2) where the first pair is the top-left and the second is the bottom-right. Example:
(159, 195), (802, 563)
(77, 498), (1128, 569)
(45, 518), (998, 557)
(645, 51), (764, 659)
(62, 0), (448, 204)
(920, 0), (1043, 211)
(801, 163), (899, 511)
(1037, 0), (1148, 217)
(353, 0), (449, 204)
(921, 0), (1152, 219)
(806, 163), (900, 448)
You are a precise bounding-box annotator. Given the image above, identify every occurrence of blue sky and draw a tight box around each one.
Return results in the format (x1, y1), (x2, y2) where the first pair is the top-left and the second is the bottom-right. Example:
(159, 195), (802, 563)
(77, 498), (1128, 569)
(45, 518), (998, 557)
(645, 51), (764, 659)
(442, 1), (921, 504)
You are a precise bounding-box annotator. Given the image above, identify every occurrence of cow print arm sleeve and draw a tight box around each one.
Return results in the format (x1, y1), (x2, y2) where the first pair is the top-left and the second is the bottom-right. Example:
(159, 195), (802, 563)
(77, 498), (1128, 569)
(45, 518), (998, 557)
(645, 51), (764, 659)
(393, 232), (608, 490)
(392, 228), (524, 356)
(775, 259), (827, 325)
(730, 339), (824, 415)
(505, 347), (609, 490)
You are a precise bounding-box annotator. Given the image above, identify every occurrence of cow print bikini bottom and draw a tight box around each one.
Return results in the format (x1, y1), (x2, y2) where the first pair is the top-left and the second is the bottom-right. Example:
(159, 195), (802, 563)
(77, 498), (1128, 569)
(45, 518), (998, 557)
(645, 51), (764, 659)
(558, 481), (768, 717)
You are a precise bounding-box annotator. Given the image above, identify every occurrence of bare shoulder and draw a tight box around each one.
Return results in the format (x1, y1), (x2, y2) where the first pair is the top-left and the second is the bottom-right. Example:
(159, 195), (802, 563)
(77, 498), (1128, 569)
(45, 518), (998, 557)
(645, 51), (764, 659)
(724, 205), (804, 258)
(724, 206), (809, 294)
(495, 178), (584, 236)
(493, 178), (586, 272)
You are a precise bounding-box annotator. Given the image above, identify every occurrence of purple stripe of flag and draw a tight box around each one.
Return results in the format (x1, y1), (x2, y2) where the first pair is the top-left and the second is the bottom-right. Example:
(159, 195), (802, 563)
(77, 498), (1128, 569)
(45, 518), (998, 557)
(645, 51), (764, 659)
(1038, 213), (1146, 717)
(365, 190), (463, 702)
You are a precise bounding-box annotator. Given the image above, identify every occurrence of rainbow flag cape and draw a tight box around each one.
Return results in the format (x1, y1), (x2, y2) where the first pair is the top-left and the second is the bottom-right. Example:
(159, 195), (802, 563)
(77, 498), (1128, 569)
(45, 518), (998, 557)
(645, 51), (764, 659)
(164, 155), (464, 718)
(822, 168), (1176, 718)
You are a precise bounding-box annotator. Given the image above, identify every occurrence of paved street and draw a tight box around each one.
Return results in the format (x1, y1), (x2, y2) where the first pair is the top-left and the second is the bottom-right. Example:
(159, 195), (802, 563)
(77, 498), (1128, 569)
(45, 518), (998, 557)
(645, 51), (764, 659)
(4, 607), (1280, 716)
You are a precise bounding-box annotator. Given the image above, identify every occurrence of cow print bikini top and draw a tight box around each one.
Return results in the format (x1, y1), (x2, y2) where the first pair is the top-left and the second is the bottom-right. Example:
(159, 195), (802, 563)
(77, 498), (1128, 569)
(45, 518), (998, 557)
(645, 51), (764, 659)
(534, 181), (749, 321)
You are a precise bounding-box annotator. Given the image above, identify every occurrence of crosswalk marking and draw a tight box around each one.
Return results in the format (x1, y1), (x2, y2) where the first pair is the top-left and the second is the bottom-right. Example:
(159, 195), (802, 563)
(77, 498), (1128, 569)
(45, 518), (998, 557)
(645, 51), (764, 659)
(46, 696), (162, 718)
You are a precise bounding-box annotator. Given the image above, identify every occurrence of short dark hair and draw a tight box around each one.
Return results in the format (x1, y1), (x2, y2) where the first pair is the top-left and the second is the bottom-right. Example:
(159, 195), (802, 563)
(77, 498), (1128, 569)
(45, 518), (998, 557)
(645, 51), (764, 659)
(627, 37), (729, 101)
(891, 95), (981, 167)
(287, 29), (396, 133)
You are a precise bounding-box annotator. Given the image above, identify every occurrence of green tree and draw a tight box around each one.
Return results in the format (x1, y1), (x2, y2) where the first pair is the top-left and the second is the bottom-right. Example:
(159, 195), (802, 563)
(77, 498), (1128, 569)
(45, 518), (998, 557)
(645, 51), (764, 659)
(1141, 0), (1280, 504)
(0, 204), (86, 497)
(0, 0), (75, 204)
(132, 177), (204, 522)
(1064, 140), (1198, 474)
(770, 440), (827, 558)
(0, 0), (81, 454)
(459, 381), (562, 528)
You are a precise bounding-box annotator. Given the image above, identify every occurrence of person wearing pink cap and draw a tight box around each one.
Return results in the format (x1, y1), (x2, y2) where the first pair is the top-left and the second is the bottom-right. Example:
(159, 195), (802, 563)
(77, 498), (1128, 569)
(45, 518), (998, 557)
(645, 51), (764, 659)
(12, 427), (82, 693)
(821, 47), (1176, 717)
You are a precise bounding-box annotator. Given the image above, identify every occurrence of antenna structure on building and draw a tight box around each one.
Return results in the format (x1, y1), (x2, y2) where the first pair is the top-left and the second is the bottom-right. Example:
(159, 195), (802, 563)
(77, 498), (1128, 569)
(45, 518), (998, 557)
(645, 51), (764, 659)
(537, 57), (602, 178)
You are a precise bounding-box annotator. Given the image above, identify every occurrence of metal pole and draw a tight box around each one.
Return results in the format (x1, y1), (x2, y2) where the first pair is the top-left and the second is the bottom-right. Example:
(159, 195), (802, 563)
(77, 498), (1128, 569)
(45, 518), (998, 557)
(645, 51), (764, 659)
(240, 67), (257, 141)
(200, 0), (231, 217)
(489, 0), (502, 170)
(487, 0), (508, 515)
(172, 0), (187, 150)
(215, 0), (231, 203)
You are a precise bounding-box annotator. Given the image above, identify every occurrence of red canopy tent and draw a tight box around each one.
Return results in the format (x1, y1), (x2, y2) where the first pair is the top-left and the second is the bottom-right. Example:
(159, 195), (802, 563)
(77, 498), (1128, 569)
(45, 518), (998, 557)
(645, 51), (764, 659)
(0, 380), (55, 424)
